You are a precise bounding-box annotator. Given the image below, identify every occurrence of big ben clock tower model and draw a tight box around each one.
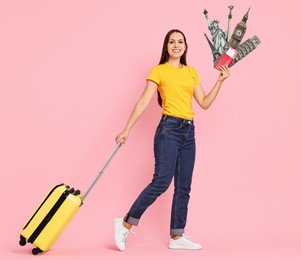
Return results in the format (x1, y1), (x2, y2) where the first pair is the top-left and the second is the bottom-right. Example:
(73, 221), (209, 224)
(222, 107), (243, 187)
(228, 8), (250, 49)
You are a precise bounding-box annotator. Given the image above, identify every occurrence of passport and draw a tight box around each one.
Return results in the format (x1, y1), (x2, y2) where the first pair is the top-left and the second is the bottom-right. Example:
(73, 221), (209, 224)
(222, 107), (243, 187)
(214, 48), (238, 70)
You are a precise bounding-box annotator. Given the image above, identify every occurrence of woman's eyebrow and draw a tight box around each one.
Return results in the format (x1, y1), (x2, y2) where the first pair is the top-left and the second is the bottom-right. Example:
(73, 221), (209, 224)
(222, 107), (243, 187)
(169, 38), (184, 41)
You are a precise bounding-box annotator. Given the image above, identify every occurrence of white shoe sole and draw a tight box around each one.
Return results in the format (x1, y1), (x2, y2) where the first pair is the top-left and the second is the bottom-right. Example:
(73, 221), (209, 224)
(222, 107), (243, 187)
(169, 245), (202, 250)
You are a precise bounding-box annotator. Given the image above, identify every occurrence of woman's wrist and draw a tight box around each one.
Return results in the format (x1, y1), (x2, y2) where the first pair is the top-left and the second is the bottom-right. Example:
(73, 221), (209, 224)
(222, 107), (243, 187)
(123, 127), (131, 133)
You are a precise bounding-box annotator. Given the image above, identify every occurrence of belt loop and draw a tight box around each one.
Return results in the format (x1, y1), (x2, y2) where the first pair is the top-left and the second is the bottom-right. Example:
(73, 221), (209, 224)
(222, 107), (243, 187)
(162, 114), (168, 121)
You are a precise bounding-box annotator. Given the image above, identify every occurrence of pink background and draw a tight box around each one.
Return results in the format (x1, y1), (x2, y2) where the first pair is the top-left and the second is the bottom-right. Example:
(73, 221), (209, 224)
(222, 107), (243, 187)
(1, 0), (300, 259)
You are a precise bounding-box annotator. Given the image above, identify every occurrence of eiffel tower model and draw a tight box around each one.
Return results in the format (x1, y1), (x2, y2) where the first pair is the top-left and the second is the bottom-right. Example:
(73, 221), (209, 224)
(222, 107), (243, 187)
(204, 33), (221, 64)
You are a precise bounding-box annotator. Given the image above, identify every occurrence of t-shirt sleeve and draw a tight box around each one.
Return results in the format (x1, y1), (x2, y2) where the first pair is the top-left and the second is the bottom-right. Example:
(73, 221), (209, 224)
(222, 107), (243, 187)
(192, 67), (201, 85)
(146, 66), (160, 85)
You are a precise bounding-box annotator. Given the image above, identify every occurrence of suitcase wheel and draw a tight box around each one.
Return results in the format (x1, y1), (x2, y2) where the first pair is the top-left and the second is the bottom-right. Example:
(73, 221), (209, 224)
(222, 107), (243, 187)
(32, 248), (43, 255)
(19, 235), (26, 246)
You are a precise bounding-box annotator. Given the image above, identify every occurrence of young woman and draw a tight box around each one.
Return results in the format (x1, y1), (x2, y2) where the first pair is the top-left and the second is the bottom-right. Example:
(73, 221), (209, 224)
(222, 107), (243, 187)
(114, 29), (230, 251)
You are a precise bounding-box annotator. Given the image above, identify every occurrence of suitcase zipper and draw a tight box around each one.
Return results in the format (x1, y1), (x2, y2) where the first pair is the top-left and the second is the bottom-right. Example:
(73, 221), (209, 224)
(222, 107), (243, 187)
(27, 189), (69, 243)
(23, 183), (65, 230)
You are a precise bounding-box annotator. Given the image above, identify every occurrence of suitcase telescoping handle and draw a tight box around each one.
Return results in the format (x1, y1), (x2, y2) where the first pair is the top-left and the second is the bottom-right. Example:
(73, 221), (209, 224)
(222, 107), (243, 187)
(81, 141), (122, 202)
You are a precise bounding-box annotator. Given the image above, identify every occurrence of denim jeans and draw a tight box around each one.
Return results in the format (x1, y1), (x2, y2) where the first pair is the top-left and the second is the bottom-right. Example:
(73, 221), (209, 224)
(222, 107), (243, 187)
(124, 115), (196, 236)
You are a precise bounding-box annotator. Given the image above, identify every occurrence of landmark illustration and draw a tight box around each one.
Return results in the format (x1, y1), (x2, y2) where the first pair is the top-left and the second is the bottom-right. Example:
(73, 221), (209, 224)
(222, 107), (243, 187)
(203, 6), (261, 67)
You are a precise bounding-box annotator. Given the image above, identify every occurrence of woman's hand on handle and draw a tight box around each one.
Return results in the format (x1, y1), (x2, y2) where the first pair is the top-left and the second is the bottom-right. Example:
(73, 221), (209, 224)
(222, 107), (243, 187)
(115, 129), (130, 145)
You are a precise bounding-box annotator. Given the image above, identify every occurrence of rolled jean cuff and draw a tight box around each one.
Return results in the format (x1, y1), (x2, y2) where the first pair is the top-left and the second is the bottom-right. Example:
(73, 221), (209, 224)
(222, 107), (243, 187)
(170, 228), (184, 236)
(124, 213), (140, 226)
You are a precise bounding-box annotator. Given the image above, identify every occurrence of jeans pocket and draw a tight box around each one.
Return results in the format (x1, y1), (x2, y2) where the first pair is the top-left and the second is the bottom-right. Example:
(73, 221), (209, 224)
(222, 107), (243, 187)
(164, 120), (183, 131)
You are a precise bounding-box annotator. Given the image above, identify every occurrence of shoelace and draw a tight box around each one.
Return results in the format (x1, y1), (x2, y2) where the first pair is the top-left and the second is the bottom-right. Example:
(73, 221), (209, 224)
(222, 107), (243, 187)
(181, 234), (193, 242)
(122, 229), (135, 242)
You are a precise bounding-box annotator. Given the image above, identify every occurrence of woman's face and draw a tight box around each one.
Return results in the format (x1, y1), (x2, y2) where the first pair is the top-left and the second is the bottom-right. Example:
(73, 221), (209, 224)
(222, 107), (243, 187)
(167, 32), (186, 60)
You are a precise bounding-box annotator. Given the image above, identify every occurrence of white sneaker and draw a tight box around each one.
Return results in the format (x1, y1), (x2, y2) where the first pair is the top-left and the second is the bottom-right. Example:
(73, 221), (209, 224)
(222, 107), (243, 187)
(168, 234), (202, 250)
(114, 218), (131, 251)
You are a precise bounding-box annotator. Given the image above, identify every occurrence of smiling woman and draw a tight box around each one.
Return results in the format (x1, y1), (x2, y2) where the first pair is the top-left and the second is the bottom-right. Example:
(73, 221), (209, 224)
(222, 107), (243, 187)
(114, 29), (230, 251)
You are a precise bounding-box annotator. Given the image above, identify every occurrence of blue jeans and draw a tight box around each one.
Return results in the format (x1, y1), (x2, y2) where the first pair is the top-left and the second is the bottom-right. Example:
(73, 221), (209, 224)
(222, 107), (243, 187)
(124, 115), (196, 236)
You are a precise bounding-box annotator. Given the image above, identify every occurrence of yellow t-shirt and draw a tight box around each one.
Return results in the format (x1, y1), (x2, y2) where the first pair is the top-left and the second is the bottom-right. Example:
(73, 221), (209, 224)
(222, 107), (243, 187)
(147, 62), (200, 120)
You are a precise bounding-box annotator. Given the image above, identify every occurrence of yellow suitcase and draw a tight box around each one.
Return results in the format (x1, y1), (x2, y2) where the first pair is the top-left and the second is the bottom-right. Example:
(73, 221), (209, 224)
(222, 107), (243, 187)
(19, 142), (122, 255)
(19, 184), (82, 255)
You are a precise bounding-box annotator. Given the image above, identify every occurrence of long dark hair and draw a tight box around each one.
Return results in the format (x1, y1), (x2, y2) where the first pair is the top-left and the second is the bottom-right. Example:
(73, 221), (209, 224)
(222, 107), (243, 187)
(157, 29), (188, 107)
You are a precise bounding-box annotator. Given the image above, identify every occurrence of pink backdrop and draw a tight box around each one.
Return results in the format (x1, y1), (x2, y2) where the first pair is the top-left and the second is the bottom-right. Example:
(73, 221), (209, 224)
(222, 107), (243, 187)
(1, 0), (300, 259)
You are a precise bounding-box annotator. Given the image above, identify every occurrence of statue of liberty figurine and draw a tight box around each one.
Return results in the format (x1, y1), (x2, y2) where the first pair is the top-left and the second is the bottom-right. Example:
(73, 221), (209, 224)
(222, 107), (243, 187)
(203, 9), (228, 55)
